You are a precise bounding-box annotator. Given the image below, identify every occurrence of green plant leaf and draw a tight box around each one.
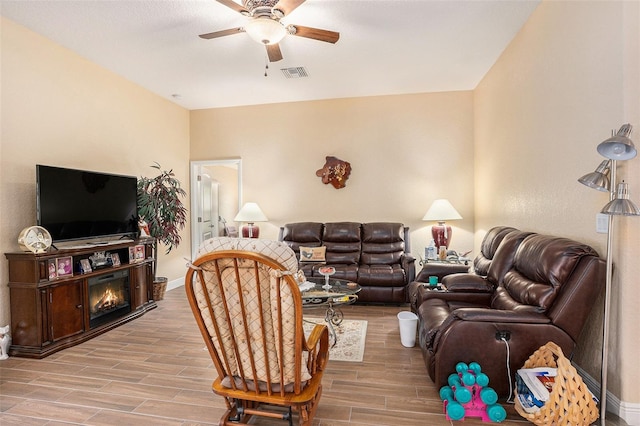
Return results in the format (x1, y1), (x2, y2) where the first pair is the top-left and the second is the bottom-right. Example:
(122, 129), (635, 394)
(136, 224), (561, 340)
(137, 163), (187, 255)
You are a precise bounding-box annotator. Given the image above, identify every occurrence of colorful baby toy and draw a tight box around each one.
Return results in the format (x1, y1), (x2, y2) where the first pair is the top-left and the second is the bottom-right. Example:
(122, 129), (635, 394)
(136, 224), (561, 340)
(439, 362), (507, 422)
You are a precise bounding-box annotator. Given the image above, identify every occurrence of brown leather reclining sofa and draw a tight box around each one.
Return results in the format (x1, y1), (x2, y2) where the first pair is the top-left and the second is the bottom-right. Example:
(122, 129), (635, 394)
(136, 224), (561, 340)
(412, 227), (605, 397)
(278, 222), (416, 303)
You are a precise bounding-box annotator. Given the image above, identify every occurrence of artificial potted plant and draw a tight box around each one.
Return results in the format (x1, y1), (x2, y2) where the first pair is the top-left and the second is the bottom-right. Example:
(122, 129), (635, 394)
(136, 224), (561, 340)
(137, 162), (187, 300)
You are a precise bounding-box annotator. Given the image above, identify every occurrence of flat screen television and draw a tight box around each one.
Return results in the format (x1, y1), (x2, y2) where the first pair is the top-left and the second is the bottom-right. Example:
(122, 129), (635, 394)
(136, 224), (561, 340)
(36, 165), (138, 243)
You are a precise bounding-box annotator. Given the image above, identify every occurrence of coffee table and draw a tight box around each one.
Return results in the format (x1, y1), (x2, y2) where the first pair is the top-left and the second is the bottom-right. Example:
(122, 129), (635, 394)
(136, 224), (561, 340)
(300, 277), (361, 346)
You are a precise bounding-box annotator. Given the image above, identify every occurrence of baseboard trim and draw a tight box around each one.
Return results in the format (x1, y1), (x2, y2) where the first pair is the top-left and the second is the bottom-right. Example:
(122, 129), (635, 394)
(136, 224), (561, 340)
(166, 277), (184, 292)
(575, 363), (640, 425)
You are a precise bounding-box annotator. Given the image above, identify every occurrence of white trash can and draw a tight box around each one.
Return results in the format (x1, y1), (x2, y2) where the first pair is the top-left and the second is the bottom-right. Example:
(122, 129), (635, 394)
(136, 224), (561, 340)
(397, 311), (418, 347)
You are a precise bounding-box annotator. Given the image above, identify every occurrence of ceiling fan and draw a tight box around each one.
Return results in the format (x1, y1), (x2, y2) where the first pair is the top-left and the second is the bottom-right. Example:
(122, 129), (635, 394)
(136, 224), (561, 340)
(199, 0), (340, 62)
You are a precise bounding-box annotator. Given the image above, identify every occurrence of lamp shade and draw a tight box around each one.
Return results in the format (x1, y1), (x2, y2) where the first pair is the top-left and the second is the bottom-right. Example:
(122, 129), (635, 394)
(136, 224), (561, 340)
(422, 199), (463, 222)
(234, 202), (268, 222)
(234, 202), (268, 239)
(423, 199), (462, 250)
(244, 17), (286, 45)
(597, 124), (637, 161)
(578, 160), (611, 192)
(601, 182), (640, 216)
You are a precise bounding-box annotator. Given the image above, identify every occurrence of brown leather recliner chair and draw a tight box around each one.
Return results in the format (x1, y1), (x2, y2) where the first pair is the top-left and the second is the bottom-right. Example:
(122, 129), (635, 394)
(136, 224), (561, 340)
(408, 226), (520, 312)
(417, 233), (605, 397)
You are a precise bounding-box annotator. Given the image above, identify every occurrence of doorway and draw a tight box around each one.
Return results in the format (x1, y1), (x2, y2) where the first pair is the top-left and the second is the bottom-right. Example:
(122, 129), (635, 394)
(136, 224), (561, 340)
(190, 159), (242, 259)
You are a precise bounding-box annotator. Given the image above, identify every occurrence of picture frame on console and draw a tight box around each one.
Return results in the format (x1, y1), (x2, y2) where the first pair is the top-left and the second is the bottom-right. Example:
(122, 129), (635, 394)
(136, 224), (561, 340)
(128, 245), (145, 263)
(56, 256), (73, 277)
(48, 260), (57, 281)
(79, 259), (92, 274)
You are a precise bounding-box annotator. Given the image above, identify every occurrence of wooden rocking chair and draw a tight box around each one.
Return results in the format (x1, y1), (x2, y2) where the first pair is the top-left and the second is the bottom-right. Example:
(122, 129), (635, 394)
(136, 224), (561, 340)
(185, 237), (330, 426)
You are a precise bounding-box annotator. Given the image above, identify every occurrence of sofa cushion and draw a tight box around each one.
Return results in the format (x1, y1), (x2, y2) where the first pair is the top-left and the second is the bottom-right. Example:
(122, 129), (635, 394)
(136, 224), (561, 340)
(361, 222), (405, 265)
(322, 222), (362, 264)
(311, 263), (358, 282)
(485, 231), (532, 287)
(358, 264), (406, 286)
(474, 226), (518, 276)
(281, 222), (324, 255)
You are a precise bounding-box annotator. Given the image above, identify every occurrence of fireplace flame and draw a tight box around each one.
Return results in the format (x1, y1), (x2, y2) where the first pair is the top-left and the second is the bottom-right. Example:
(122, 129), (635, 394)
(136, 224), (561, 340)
(93, 288), (120, 313)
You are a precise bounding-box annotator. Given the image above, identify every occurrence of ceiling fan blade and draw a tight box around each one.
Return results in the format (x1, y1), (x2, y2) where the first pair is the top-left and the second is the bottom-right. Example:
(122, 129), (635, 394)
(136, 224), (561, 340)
(289, 25), (339, 44)
(266, 44), (283, 62)
(199, 27), (244, 39)
(273, 0), (306, 17)
(215, 0), (249, 15)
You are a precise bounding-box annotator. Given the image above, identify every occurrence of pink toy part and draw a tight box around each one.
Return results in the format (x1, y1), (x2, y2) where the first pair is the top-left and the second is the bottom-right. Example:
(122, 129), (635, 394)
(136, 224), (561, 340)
(444, 383), (491, 422)
(441, 366), (506, 423)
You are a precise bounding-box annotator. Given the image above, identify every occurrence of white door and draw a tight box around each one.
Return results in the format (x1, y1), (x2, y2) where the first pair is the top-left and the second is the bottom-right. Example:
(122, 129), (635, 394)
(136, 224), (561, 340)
(194, 172), (219, 253)
(190, 159), (242, 259)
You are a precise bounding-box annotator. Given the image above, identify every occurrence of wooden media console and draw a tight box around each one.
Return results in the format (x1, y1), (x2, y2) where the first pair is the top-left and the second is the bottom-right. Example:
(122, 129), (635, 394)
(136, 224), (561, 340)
(5, 238), (157, 358)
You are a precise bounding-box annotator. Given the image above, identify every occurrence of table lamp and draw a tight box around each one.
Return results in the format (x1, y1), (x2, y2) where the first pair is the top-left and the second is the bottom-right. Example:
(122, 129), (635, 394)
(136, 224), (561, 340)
(423, 199), (462, 250)
(234, 202), (268, 238)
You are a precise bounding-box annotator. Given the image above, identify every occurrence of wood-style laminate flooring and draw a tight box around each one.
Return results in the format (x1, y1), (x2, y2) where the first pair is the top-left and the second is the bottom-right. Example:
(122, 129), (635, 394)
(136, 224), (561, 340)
(0, 287), (628, 425)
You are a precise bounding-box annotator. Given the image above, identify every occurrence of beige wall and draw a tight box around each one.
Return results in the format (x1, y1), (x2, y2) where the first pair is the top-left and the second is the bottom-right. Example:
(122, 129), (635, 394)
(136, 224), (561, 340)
(475, 0), (639, 410)
(190, 92), (476, 262)
(0, 17), (191, 327)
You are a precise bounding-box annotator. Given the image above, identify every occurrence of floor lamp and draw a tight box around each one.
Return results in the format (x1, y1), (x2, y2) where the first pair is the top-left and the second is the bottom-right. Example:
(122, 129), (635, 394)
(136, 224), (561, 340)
(578, 123), (639, 425)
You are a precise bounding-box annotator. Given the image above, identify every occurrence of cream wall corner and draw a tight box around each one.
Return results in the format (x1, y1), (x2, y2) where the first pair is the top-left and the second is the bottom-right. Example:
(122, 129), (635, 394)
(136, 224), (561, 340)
(0, 17), (191, 327)
(474, 0), (640, 421)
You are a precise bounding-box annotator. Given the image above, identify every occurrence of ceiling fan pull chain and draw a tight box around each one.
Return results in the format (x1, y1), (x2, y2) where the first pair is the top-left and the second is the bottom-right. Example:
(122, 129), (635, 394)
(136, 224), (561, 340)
(264, 56), (269, 77)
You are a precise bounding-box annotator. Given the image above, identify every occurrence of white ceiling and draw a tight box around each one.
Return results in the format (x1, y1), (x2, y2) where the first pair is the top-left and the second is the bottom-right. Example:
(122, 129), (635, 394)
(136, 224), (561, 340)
(0, 0), (540, 110)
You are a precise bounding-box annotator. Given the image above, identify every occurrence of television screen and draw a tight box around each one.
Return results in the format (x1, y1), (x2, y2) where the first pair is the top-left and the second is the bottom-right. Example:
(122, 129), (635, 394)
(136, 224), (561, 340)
(36, 165), (138, 242)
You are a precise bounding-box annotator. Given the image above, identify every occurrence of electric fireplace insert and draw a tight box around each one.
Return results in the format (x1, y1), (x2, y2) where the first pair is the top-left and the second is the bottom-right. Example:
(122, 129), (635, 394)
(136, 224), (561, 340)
(88, 269), (131, 329)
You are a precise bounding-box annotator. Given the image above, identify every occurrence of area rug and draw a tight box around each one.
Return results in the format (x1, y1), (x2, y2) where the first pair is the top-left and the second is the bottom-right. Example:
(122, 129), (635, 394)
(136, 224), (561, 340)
(303, 318), (367, 362)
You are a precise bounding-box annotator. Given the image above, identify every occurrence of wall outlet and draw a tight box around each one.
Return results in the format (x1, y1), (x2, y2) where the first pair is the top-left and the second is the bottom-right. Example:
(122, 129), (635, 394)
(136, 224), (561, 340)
(596, 213), (609, 234)
(495, 330), (511, 341)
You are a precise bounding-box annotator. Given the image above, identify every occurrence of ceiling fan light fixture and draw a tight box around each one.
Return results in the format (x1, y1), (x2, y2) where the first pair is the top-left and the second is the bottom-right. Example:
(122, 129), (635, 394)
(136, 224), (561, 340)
(244, 17), (286, 45)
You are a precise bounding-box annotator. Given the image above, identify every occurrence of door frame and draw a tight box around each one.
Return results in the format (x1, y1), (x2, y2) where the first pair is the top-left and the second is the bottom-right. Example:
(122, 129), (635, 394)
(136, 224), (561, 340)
(190, 159), (242, 259)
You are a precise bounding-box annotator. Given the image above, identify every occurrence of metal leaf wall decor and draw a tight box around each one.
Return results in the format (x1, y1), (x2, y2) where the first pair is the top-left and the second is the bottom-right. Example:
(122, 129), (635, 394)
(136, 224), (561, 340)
(316, 156), (351, 189)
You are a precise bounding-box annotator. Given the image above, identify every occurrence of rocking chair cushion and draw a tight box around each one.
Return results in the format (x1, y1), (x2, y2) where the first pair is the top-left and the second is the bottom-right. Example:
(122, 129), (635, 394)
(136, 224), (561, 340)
(197, 237), (301, 273)
(195, 237), (312, 385)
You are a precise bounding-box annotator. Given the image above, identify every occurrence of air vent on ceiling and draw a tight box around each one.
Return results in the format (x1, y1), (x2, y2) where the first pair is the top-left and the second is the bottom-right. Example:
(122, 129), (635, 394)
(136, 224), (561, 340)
(281, 67), (309, 78)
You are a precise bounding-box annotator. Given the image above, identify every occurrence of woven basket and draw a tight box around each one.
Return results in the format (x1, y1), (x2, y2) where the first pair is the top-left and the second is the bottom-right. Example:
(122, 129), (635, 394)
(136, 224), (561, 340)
(153, 278), (168, 301)
(514, 341), (599, 425)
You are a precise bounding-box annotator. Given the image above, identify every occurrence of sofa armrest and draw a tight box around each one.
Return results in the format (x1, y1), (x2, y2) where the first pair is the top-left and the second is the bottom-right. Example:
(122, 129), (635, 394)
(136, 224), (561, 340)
(402, 254), (416, 283)
(417, 287), (493, 306)
(453, 308), (551, 324)
(442, 274), (493, 293)
(415, 263), (469, 283)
